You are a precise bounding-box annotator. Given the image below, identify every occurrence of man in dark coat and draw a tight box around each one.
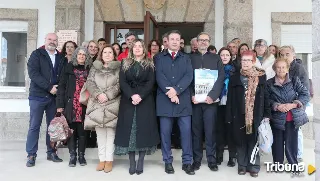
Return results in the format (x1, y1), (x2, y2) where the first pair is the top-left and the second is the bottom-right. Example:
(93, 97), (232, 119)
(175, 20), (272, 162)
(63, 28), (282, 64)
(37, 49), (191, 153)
(190, 32), (225, 172)
(155, 30), (195, 175)
(26, 33), (64, 167)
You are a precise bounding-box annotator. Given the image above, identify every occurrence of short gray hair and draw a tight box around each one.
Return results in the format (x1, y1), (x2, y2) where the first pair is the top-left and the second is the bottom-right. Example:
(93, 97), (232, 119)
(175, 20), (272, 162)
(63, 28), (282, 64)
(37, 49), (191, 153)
(71, 47), (92, 69)
(190, 37), (197, 44)
(125, 31), (137, 39)
(197, 32), (211, 42)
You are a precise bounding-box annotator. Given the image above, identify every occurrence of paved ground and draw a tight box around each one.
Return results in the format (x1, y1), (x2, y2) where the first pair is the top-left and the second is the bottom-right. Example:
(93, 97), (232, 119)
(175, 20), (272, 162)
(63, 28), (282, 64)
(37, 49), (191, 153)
(0, 140), (315, 181)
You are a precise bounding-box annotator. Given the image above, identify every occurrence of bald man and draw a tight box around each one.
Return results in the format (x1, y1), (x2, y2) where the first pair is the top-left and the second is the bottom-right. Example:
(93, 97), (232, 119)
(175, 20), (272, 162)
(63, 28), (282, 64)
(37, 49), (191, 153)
(26, 33), (64, 167)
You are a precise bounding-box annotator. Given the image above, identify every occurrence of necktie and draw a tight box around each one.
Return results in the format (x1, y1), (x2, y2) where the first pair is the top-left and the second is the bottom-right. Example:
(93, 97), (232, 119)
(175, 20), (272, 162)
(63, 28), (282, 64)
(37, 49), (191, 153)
(171, 52), (176, 60)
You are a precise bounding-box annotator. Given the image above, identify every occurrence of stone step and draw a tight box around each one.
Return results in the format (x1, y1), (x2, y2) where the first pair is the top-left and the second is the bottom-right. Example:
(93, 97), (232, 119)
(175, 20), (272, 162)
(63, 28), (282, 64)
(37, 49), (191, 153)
(0, 112), (315, 140)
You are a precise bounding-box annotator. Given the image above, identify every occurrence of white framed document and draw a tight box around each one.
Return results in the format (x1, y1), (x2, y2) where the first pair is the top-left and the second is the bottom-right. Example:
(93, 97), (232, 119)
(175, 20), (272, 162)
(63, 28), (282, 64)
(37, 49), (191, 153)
(194, 69), (219, 103)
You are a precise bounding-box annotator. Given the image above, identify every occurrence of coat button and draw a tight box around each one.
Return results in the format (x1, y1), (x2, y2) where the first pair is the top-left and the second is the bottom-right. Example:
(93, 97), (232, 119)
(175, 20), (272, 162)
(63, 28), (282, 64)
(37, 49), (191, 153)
(172, 77), (174, 79)
(172, 64), (174, 66)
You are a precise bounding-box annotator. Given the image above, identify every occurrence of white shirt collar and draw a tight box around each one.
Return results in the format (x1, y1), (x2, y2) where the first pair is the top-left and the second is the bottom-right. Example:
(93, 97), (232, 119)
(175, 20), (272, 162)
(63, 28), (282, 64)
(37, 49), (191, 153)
(46, 49), (57, 55)
(168, 49), (178, 57)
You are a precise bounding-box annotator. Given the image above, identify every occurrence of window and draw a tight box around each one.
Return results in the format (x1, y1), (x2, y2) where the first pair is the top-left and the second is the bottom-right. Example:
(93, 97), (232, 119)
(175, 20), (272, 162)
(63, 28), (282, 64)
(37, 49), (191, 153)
(105, 24), (144, 44)
(0, 21), (28, 88)
(281, 24), (312, 78)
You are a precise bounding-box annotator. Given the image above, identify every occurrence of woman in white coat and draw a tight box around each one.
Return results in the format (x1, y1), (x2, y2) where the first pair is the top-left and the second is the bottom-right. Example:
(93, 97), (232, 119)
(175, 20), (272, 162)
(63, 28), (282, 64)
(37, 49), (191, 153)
(253, 39), (276, 80)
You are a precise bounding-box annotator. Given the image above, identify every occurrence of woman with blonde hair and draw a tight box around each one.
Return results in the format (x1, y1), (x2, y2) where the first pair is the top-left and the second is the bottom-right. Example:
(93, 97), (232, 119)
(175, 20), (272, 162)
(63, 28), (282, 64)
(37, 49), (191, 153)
(84, 45), (121, 173)
(114, 39), (160, 175)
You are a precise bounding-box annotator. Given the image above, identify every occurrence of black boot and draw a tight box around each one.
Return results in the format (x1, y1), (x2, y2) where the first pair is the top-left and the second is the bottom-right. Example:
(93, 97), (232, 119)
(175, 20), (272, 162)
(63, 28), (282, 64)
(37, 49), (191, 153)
(78, 136), (87, 166)
(68, 134), (77, 167)
(69, 151), (77, 167)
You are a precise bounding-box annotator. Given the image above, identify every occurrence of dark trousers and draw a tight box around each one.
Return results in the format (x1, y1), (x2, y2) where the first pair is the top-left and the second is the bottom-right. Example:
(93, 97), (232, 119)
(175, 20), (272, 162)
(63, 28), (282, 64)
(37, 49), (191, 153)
(26, 98), (56, 156)
(237, 133), (260, 172)
(68, 122), (86, 155)
(216, 105), (236, 158)
(272, 121), (298, 165)
(172, 120), (181, 147)
(85, 130), (97, 148)
(160, 116), (192, 164)
(192, 104), (217, 163)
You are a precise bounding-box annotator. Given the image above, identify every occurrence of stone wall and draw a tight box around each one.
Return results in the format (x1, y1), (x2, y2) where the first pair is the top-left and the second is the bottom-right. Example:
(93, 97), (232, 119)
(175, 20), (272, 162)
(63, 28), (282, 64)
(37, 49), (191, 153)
(224, 0), (253, 46)
(93, 0), (215, 43)
(55, 0), (85, 45)
(313, 0), (320, 180)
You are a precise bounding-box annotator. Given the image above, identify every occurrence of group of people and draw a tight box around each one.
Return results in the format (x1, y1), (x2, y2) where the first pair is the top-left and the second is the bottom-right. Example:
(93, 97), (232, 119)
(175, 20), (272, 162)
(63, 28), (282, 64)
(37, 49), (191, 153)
(25, 30), (311, 177)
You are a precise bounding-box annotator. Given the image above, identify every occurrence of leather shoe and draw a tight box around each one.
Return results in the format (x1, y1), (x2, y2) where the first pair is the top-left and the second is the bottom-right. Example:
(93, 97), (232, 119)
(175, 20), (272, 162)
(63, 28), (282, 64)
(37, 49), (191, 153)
(238, 170), (246, 175)
(250, 172), (258, 177)
(26, 155), (36, 167)
(165, 163), (175, 174)
(192, 161), (201, 171)
(227, 157), (236, 167)
(182, 164), (195, 175)
(208, 163), (218, 171)
(47, 153), (63, 162)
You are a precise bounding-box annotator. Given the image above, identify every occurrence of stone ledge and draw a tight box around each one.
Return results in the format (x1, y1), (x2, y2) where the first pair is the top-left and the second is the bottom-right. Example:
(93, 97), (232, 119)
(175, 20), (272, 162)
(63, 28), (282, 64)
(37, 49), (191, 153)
(0, 8), (38, 21)
(271, 12), (312, 23)
(0, 112), (46, 141)
(0, 92), (28, 99)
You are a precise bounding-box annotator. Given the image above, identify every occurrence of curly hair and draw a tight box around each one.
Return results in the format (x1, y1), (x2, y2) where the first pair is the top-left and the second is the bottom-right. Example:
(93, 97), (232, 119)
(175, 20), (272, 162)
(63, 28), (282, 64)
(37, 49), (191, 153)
(71, 47), (92, 69)
(61, 41), (78, 56)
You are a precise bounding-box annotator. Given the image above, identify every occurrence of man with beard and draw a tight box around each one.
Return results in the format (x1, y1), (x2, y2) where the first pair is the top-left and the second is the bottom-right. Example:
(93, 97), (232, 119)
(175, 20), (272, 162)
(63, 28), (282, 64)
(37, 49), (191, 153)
(26, 33), (64, 167)
(190, 32), (225, 172)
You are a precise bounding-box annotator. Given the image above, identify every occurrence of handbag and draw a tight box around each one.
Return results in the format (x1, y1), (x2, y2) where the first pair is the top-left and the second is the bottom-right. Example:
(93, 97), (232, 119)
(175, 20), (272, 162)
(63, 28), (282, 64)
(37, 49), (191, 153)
(79, 83), (90, 105)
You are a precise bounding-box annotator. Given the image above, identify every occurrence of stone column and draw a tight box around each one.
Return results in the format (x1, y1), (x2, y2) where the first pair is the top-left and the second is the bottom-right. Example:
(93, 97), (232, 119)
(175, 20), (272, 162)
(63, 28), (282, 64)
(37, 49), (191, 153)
(313, 0), (320, 180)
(223, 0), (253, 46)
(55, 0), (85, 45)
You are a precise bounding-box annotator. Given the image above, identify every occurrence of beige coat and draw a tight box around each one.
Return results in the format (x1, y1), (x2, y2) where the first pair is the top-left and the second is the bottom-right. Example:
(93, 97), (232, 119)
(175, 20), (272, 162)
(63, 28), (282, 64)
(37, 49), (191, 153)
(84, 60), (121, 130)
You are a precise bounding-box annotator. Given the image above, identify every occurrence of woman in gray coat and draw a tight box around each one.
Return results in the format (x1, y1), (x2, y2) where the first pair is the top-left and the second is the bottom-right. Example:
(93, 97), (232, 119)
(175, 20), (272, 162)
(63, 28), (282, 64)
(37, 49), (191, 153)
(267, 57), (310, 173)
(84, 46), (121, 173)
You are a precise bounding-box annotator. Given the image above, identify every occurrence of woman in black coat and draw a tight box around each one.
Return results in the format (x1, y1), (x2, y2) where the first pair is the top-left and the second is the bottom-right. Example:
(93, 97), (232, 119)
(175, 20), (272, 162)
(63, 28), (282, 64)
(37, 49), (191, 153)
(226, 50), (271, 177)
(267, 57), (309, 172)
(114, 39), (160, 175)
(56, 47), (92, 167)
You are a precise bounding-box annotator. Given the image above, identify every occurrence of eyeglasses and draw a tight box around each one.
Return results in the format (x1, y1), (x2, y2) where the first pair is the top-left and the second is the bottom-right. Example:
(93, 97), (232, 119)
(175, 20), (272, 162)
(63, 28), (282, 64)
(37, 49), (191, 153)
(198, 39), (210, 43)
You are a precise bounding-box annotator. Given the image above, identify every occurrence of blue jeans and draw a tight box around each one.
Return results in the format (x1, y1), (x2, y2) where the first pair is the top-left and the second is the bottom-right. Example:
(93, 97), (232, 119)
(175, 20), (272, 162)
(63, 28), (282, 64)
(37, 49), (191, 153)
(26, 98), (56, 156)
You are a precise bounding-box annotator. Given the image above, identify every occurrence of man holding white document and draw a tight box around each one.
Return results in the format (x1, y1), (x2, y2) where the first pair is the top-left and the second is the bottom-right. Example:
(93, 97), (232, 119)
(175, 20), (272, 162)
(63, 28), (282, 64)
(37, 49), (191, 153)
(190, 32), (225, 172)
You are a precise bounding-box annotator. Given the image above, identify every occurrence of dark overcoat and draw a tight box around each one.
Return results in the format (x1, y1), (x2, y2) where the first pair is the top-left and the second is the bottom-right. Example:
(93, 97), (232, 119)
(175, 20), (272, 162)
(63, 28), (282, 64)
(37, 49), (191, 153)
(154, 50), (193, 117)
(56, 63), (90, 123)
(226, 71), (271, 146)
(114, 61), (160, 148)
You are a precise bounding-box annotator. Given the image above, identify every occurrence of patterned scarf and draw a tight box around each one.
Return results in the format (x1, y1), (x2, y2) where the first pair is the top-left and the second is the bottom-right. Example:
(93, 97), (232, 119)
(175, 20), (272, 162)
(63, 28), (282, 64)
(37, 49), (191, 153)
(220, 64), (233, 98)
(240, 67), (265, 134)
